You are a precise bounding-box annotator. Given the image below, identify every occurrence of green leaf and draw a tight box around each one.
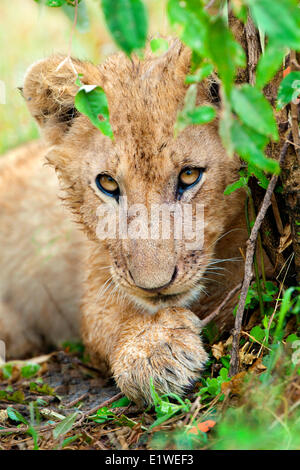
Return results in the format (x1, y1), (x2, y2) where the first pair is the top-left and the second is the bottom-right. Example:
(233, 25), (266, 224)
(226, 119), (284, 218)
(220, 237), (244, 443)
(187, 106), (216, 124)
(176, 105), (216, 134)
(265, 281), (279, 295)
(89, 396), (131, 424)
(7, 407), (28, 425)
(111, 396), (131, 408)
(1, 364), (13, 379)
(274, 287), (300, 342)
(30, 381), (54, 395)
(149, 378), (190, 428)
(219, 367), (229, 381)
(167, 0), (209, 55)
(36, 0), (86, 6)
(246, 0), (300, 50)
(286, 333), (299, 344)
(44, 0), (66, 6)
(90, 407), (116, 424)
(150, 38), (169, 55)
(207, 17), (246, 95)
(0, 390), (25, 403)
(185, 62), (214, 84)
(231, 84), (278, 140)
(62, 434), (81, 448)
(277, 71), (300, 109)
(175, 84), (215, 135)
(53, 412), (79, 439)
(248, 163), (270, 190)
(206, 378), (220, 395)
(219, 100), (235, 156)
(224, 176), (248, 195)
(75, 85), (113, 139)
(220, 355), (230, 370)
(28, 426), (39, 450)
(230, 121), (280, 174)
(115, 414), (138, 429)
(101, 0), (148, 55)
(21, 363), (41, 379)
(256, 45), (286, 90)
(250, 326), (265, 343)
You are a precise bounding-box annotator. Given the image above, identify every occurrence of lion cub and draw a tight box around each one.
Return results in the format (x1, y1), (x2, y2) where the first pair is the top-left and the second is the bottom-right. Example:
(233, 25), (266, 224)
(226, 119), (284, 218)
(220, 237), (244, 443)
(0, 41), (247, 404)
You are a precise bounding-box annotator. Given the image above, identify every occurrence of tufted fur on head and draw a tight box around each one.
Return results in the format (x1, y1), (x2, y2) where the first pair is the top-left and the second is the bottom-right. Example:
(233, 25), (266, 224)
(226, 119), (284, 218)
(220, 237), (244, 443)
(22, 39), (246, 316)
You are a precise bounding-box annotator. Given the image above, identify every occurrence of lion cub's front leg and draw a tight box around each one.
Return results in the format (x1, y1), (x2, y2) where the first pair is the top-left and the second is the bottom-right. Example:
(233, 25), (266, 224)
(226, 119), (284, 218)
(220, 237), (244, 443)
(83, 305), (208, 406)
(112, 308), (208, 405)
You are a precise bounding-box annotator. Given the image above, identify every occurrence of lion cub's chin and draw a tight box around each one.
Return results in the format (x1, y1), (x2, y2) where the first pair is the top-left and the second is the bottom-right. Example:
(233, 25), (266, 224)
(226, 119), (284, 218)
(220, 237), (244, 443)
(127, 286), (204, 314)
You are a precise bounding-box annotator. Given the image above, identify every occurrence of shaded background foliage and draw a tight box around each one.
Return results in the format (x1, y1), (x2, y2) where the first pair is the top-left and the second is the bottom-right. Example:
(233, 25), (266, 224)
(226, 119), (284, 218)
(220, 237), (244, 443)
(0, 0), (167, 153)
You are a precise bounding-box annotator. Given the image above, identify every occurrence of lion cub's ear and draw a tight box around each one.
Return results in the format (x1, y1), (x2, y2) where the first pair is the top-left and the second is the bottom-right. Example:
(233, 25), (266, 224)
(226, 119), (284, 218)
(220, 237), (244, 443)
(23, 56), (101, 143)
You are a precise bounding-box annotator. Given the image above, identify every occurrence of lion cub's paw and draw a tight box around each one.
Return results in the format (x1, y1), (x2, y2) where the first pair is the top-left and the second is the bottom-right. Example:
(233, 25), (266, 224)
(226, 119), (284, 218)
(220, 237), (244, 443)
(111, 308), (208, 406)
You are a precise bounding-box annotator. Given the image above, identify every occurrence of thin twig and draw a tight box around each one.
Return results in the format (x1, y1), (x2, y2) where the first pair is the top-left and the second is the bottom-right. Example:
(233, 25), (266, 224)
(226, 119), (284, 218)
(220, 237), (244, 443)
(229, 134), (292, 377)
(64, 392), (88, 408)
(56, 0), (78, 75)
(200, 283), (242, 328)
(291, 58), (300, 70)
(290, 51), (300, 164)
(286, 139), (300, 149)
(204, 0), (216, 10)
(183, 396), (201, 425)
(84, 392), (124, 417)
(67, 0), (78, 58)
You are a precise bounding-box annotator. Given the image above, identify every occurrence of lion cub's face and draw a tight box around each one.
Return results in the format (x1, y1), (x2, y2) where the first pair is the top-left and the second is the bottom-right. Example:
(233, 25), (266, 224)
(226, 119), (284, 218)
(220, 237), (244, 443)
(23, 42), (243, 313)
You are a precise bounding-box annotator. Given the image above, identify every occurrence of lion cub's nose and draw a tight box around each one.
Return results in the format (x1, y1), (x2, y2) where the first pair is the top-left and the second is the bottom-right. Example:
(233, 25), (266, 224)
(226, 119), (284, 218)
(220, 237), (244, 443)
(132, 267), (178, 293)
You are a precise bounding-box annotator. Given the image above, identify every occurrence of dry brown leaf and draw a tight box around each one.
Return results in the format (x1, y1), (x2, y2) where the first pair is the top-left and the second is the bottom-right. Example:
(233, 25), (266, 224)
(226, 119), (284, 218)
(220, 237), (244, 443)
(221, 371), (247, 396)
(0, 409), (8, 423)
(241, 353), (256, 365)
(211, 341), (224, 360)
(271, 193), (284, 235)
(225, 335), (233, 348)
(278, 224), (292, 253)
(249, 358), (267, 373)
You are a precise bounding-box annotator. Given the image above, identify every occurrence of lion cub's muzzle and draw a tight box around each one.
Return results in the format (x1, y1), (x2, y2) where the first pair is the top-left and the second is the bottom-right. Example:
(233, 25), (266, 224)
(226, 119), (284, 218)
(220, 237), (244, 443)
(129, 266), (178, 294)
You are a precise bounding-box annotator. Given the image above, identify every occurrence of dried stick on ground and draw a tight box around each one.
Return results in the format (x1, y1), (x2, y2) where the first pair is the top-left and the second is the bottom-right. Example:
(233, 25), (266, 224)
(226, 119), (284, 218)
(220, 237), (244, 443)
(290, 51), (300, 164)
(0, 391), (124, 436)
(229, 134), (292, 377)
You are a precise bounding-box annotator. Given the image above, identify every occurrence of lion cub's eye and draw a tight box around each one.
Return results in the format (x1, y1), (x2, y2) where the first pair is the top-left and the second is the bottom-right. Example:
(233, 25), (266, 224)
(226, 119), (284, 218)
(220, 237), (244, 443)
(177, 167), (203, 197)
(95, 174), (119, 200)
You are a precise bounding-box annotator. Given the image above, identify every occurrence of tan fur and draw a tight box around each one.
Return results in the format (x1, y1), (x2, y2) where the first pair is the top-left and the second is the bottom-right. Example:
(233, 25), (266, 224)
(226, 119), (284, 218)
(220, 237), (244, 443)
(0, 41), (247, 404)
(0, 141), (85, 357)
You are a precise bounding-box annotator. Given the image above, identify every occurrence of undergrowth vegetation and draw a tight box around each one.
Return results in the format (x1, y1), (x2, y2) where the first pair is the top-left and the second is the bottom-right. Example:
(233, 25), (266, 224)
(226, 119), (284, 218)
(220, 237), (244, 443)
(0, 284), (299, 450)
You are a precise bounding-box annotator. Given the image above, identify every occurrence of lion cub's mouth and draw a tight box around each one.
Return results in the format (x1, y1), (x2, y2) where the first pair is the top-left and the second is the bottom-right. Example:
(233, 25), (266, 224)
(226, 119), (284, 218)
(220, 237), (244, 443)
(143, 292), (183, 304)
(127, 287), (203, 313)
